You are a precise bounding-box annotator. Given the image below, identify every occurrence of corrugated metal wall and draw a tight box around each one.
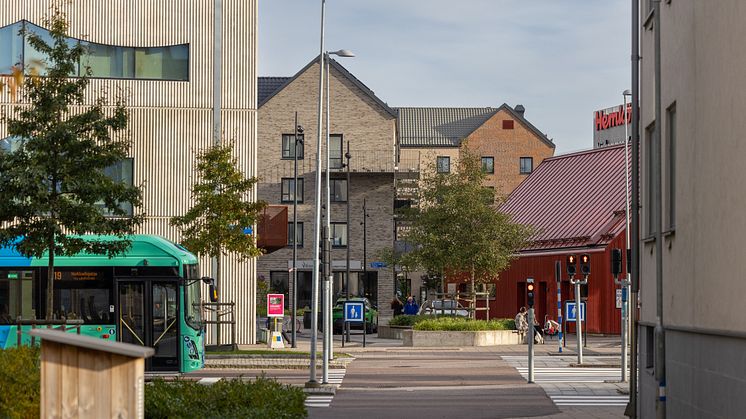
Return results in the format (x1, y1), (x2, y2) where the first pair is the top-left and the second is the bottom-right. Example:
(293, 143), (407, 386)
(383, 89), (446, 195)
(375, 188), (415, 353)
(0, 0), (259, 344)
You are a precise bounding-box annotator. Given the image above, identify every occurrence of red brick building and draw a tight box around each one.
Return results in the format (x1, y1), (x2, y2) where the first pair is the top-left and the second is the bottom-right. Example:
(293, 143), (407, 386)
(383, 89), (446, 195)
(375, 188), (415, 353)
(454, 145), (629, 334)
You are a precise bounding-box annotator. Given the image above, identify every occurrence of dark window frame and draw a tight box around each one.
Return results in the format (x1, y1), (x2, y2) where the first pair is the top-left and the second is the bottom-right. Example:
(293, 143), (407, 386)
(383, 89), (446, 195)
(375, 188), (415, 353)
(665, 103), (676, 231)
(481, 156), (494, 174)
(330, 222), (348, 248)
(281, 178), (304, 203)
(502, 120), (514, 130)
(281, 134), (304, 160)
(436, 156), (450, 173)
(645, 121), (656, 237)
(287, 222), (304, 247)
(329, 134), (344, 169)
(519, 157), (534, 174)
(330, 178), (348, 202)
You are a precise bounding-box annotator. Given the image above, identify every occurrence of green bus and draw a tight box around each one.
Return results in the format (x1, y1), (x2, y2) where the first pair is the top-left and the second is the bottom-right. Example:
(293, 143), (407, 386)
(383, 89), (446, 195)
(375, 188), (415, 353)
(0, 235), (213, 373)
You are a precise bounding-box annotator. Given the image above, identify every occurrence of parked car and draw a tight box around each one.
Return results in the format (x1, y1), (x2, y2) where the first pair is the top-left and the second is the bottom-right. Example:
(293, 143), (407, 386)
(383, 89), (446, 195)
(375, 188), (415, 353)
(418, 299), (469, 317)
(332, 297), (378, 334)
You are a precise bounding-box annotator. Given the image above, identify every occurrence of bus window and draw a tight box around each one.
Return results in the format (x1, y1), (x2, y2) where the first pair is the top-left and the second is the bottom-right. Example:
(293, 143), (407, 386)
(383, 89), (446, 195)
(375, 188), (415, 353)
(54, 287), (112, 323)
(0, 270), (36, 323)
(183, 264), (202, 330)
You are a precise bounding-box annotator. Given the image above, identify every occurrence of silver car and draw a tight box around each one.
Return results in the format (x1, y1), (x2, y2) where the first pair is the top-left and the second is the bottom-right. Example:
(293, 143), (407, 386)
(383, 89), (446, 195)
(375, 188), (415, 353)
(418, 299), (469, 317)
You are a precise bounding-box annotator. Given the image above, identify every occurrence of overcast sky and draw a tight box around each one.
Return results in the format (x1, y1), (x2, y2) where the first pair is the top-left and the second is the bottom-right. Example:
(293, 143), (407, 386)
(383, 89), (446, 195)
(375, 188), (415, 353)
(259, 0), (631, 155)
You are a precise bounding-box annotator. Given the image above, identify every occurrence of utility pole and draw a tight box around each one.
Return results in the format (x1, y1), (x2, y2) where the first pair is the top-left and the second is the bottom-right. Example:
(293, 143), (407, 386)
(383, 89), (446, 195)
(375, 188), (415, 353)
(362, 198), (368, 298)
(291, 114), (303, 348)
(345, 141), (351, 342)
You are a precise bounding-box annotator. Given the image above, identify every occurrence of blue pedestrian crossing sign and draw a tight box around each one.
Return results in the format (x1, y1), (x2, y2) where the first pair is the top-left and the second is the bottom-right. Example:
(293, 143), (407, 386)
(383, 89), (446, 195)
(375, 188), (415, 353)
(565, 302), (586, 322)
(344, 301), (365, 323)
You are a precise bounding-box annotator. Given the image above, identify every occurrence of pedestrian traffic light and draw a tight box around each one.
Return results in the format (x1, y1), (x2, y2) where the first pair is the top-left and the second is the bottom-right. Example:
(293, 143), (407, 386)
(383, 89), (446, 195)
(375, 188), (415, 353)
(527, 279), (535, 308)
(580, 254), (591, 276)
(566, 255), (577, 277)
(611, 249), (622, 277)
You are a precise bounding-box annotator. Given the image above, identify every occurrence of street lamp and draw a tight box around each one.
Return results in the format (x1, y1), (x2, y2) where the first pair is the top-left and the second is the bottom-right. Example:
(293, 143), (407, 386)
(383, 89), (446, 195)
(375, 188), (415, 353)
(324, 48), (355, 365)
(291, 115), (304, 349)
(344, 142), (351, 342)
(621, 89), (632, 382)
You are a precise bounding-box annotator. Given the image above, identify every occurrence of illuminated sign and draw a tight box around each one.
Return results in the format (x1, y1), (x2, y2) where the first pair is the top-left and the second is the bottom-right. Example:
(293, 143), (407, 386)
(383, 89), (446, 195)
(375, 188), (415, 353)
(54, 269), (104, 281)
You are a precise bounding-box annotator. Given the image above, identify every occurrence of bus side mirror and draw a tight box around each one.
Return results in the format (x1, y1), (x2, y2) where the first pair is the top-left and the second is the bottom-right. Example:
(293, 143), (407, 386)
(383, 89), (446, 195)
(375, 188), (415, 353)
(209, 284), (219, 302)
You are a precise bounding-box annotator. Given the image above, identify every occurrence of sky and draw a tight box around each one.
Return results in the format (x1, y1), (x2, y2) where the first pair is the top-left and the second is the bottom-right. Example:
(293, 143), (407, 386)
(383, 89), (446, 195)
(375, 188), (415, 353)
(259, 0), (631, 155)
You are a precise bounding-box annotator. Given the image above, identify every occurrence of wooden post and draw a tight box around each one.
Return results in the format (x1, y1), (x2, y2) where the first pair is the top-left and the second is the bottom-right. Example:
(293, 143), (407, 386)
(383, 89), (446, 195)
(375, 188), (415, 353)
(30, 329), (154, 419)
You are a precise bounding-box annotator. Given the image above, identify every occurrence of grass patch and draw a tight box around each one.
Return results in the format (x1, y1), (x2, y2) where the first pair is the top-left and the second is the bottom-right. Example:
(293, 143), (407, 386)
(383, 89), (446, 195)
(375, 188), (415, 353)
(146, 376), (306, 419)
(413, 317), (516, 331)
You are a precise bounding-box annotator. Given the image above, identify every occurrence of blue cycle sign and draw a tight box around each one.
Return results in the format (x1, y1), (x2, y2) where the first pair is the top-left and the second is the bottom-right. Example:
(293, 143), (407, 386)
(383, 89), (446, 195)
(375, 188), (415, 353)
(565, 302), (586, 322)
(344, 301), (365, 323)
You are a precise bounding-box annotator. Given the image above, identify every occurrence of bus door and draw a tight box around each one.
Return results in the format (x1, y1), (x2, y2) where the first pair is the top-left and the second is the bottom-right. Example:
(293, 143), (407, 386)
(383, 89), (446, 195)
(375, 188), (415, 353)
(117, 279), (179, 371)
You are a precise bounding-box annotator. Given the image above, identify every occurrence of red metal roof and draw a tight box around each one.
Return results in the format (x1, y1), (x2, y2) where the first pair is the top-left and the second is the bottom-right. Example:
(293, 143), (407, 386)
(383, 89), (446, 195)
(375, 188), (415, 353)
(501, 145), (628, 251)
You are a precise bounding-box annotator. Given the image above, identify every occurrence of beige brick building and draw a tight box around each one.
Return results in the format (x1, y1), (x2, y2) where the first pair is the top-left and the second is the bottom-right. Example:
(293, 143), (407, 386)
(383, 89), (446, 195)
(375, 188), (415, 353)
(257, 57), (399, 320)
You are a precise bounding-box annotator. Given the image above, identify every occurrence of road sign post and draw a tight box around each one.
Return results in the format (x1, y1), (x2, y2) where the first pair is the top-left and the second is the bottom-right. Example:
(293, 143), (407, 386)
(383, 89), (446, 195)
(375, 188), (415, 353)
(612, 248), (629, 383)
(567, 254), (588, 365)
(343, 301), (366, 348)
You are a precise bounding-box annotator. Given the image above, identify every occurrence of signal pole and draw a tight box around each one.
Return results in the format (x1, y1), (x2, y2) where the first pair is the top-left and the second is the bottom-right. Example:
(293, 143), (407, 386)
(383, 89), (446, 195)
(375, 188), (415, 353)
(527, 277), (535, 383)
(612, 248), (629, 382)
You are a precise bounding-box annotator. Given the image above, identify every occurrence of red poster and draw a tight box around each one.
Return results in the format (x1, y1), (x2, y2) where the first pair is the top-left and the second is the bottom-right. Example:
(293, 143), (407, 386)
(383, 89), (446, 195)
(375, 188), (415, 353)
(267, 294), (285, 317)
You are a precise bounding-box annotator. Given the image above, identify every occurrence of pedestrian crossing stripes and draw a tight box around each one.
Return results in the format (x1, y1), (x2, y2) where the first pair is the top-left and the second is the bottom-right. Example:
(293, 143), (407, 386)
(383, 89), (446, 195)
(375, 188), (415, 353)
(514, 367), (623, 383)
(304, 369), (347, 408)
(548, 394), (629, 407)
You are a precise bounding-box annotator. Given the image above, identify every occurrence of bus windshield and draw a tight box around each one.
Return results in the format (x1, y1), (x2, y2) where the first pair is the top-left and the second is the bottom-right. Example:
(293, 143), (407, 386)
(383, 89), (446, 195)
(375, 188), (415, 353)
(183, 264), (202, 330)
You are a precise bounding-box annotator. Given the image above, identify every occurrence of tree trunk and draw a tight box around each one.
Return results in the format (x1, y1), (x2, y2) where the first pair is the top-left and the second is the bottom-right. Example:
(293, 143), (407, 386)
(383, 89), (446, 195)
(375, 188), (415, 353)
(46, 235), (55, 320)
(470, 267), (476, 320)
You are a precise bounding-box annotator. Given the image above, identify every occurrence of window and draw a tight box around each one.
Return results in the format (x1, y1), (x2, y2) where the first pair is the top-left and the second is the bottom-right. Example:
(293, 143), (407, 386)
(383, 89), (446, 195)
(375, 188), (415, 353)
(281, 178), (304, 203)
(0, 270), (36, 323)
(502, 120), (514, 130)
(520, 157), (533, 174)
(330, 179), (347, 202)
(0, 20), (189, 81)
(281, 134), (304, 159)
(331, 223), (347, 247)
(481, 157), (494, 174)
(97, 158), (134, 217)
(0, 136), (24, 153)
(665, 104), (676, 230)
(329, 135), (343, 169)
(269, 272), (289, 307)
(288, 222), (303, 247)
(436, 156), (450, 173)
(645, 122), (656, 236)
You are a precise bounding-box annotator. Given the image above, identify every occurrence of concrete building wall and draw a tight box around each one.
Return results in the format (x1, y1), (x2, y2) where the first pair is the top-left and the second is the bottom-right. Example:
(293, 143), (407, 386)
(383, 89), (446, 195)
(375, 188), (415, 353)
(0, 0), (260, 344)
(639, 1), (746, 416)
(257, 60), (396, 320)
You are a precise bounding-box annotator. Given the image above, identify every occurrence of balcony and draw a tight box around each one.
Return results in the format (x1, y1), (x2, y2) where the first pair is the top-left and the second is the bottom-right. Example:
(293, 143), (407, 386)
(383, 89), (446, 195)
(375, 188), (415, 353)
(257, 205), (288, 254)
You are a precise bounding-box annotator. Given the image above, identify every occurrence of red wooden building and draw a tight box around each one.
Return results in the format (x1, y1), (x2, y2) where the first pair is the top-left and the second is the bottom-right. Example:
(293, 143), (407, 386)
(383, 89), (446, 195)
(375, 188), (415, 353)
(455, 145), (629, 334)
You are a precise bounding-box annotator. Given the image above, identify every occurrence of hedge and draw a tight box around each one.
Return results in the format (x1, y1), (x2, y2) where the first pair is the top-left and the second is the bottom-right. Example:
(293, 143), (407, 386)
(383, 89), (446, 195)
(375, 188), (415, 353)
(413, 317), (516, 331)
(145, 376), (307, 419)
(0, 346), (41, 419)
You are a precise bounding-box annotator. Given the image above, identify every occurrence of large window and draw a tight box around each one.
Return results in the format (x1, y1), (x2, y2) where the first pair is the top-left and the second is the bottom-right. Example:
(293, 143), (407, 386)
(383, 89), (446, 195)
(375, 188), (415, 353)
(281, 178), (304, 203)
(331, 223), (347, 247)
(96, 158), (134, 217)
(183, 264), (202, 330)
(0, 136), (23, 153)
(281, 134), (304, 159)
(288, 222), (304, 247)
(645, 122), (656, 237)
(520, 157), (533, 174)
(52, 268), (113, 323)
(330, 135), (343, 169)
(330, 179), (347, 202)
(0, 20), (189, 81)
(0, 270), (36, 323)
(269, 272), (289, 308)
(436, 156), (450, 173)
(665, 104), (676, 231)
(481, 157), (494, 174)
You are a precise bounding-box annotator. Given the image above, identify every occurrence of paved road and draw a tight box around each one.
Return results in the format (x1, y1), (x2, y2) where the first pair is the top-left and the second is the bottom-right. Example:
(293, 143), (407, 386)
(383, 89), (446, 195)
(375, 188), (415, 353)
(308, 349), (559, 419)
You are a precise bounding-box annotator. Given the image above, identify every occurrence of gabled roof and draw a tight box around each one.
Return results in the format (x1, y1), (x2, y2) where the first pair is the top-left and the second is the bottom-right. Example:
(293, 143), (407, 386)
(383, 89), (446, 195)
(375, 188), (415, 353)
(396, 107), (497, 147)
(501, 144), (627, 251)
(258, 56), (397, 118)
(258, 77), (291, 104)
(396, 104), (554, 148)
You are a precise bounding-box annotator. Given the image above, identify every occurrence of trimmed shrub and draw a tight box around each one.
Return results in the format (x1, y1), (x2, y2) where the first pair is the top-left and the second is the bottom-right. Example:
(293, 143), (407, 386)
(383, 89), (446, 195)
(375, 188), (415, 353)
(145, 376), (306, 419)
(413, 317), (516, 331)
(0, 346), (41, 419)
(388, 315), (431, 327)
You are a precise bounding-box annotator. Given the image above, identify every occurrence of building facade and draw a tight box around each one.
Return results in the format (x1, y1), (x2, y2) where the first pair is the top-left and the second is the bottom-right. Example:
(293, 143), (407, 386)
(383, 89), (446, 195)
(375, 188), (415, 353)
(0, 0), (260, 344)
(257, 58), (399, 320)
(638, 1), (746, 416)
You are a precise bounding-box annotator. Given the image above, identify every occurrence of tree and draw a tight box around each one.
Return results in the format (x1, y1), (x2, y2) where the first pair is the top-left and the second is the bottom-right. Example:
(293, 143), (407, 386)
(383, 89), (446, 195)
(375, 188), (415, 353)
(0, 8), (143, 320)
(401, 149), (533, 317)
(170, 141), (266, 312)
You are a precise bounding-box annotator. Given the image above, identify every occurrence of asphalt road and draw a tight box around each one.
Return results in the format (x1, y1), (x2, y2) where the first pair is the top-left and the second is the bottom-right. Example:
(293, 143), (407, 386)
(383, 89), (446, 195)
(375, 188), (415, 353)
(309, 349), (559, 419)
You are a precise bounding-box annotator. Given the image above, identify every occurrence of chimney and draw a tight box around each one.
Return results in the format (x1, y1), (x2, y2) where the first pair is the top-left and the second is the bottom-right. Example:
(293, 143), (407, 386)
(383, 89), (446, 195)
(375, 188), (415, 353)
(514, 104), (526, 117)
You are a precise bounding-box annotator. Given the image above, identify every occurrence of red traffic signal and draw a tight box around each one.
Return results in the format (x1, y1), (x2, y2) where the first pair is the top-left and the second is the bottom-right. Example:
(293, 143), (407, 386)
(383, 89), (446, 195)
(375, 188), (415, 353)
(527, 283), (535, 307)
(580, 254), (591, 276)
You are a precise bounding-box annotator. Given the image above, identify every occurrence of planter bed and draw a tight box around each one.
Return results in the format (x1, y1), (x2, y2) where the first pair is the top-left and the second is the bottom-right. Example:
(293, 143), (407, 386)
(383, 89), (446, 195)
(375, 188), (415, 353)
(402, 329), (520, 347)
(377, 325), (411, 340)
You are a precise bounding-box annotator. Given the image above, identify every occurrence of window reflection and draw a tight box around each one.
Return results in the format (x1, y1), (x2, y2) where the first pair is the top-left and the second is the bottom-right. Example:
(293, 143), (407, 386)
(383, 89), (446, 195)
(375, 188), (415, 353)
(0, 22), (22, 75)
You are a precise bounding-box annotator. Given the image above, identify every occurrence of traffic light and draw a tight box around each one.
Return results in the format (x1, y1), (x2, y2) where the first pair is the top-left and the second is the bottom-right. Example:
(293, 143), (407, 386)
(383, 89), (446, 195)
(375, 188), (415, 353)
(566, 255), (577, 277)
(611, 248), (623, 277)
(580, 254), (591, 276)
(527, 279), (535, 308)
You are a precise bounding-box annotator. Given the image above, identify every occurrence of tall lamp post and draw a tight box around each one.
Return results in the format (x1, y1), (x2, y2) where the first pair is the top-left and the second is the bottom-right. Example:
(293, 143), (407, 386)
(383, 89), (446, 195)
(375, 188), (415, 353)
(621, 90), (632, 381)
(344, 142), (351, 342)
(291, 116), (304, 348)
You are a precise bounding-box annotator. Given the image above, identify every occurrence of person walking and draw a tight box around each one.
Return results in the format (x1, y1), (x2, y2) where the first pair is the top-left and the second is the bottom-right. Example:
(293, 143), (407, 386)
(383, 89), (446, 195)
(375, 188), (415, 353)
(391, 296), (404, 317)
(403, 296), (419, 315)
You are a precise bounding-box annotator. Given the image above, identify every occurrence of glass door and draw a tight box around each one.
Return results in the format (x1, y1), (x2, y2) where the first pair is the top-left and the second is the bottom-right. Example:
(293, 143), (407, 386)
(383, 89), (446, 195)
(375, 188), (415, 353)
(118, 282), (146, 347)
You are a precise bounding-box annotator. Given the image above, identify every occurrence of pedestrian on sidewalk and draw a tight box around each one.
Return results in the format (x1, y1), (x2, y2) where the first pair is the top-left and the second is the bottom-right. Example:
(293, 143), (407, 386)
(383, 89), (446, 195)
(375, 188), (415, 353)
(403, 296), (419, 315)
(391, 296), (404, 316)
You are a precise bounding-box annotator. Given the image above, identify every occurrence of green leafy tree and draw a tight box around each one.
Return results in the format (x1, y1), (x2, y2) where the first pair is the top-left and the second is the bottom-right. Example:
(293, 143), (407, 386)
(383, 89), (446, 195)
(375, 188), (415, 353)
(401, 149), (532, 317)
(0, 8), (143, 320)
(170, 141), (266, 300)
